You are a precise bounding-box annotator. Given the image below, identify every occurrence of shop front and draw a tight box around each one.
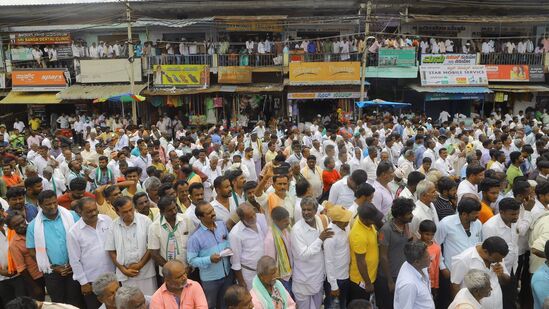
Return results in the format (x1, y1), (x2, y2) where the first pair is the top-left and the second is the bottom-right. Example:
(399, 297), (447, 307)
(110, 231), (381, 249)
(287, 61), (361, 124)
(0, 68), (72, 125)
(484, 64), (549, 114)
(410, 63), (491, 118)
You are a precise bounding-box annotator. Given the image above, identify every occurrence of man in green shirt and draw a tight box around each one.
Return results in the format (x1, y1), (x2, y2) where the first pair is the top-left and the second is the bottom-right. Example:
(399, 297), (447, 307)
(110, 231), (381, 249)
(506, 151), (523, 191)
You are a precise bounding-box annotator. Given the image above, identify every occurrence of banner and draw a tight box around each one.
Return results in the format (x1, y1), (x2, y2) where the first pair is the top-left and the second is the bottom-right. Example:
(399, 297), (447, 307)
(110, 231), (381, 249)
(79, 59), (142, 83)
(420, 65), (488, 86)
(378, 48), (416, 66)
(152, 64), (209, 87)
(218, 66), (252, 84)
(10, 48), (34, 61)
(12, 69), (69, 92)
(365, 66), (418, 79)
(10, 32), (71, 45)
(485, 65), (545, 82)
(289, 62), (361, 85)
(421, 53), (477, 65)
(287, 92), (361, 100)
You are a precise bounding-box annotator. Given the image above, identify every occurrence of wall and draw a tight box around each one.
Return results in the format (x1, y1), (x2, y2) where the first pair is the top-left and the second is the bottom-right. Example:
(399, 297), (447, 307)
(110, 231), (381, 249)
(513, 93), (537, 114)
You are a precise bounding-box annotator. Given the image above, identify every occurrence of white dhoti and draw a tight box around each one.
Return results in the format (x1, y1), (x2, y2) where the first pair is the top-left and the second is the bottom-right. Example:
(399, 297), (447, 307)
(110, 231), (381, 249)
(293, 289), (323, 309)
(122, 276), (157, 296)
(241, 268), (257, 291)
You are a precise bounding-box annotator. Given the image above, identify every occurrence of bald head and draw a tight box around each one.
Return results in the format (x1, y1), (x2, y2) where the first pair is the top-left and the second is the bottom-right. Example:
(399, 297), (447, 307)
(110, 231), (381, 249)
(162, 260), (187, 278)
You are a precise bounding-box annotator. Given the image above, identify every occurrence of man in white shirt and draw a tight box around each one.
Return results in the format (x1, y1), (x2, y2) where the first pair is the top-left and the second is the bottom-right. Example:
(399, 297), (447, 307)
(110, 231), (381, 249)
(67, 198), (115, 309)
(229, 203), (267, 290)
(291, 197), (333, 309)
(131, 146), (151, 182)
(448, 269), (492, 309)
(13, 118), (25, 133)
(241, 148), (258, 182)
(361, 146), (379, 184)
(114, 129), (129, 152)
(88, 43), (99, 58)
(410, 180), (440, 238)
(148, 196), (190, 278)
(394, 241), (435, 309)
(482, 197), (520, 275)
(324, 205), (352, 308)
(450, 237), (511, 309)
(328, 170), (368, 208)
(105, 196), (157, 296)
(456, 164), (484, 203)
(434, 148), (455, 177)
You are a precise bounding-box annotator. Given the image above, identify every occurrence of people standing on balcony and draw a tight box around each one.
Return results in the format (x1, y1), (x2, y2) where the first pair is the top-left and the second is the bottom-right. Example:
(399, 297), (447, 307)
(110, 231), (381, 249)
(113, 42), (121, 57)
(88, 42), (99, 59)
(340, 37), (350, 61)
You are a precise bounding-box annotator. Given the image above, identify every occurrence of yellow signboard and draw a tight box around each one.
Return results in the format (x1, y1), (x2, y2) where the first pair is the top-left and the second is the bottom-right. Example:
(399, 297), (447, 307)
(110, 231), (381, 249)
(289, 62), (361, 85)
(218, 66), (252, 84)
(152, 65), (210, 87)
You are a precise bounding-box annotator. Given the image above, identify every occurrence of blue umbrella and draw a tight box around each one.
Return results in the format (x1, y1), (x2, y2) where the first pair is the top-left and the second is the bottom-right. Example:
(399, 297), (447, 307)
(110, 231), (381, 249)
(355, 99), (411, 108)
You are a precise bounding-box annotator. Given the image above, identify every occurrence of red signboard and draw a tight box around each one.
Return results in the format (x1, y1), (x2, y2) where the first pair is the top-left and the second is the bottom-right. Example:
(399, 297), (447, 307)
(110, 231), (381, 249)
(485, 65), (545, 82)
(10, 32), (71, 45)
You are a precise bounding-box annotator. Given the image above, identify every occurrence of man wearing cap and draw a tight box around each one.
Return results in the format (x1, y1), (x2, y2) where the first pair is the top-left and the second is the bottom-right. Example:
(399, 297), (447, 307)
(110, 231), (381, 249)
(323, 203), (352, 308)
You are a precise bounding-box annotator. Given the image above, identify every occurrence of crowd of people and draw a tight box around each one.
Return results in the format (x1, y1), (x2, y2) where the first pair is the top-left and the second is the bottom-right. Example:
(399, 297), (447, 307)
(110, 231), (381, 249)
(0, 107), (548, 309)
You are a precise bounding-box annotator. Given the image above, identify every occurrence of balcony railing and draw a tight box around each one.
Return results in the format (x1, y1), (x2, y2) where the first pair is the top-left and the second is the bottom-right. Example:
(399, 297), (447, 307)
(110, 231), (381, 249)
(217, 53), (282, 67)
(479, 53), (544, 66)
(145, 54), (213, 66)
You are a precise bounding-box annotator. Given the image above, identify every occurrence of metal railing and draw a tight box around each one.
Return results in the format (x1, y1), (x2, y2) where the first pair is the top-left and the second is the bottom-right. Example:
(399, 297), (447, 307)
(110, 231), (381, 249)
(479, 53), (544, 65)
(217, 53), (283, 67)
(145, 54), (213, 66)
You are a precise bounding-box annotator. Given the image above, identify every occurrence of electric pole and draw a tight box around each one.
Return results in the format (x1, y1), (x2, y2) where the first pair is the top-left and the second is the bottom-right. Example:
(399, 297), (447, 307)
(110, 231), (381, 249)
(359, 1), (372, 120)
(126, 0), (137, 125)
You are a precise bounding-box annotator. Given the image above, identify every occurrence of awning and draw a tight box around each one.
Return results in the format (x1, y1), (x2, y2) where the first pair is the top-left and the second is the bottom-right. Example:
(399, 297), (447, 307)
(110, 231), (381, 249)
(142, 84), (284, 96)
(488, 84), (549, 93)
(356, 99), (411, 108)
(56, 84), (148, 100)
(408, 84), (493, 94)
(0, 92), (61, 104)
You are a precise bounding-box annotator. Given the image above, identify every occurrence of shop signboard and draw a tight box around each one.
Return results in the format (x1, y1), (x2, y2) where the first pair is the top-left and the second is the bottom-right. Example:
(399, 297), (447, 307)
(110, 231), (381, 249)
(287, 92), (361, 100)
(485, 65), (545, 82)
(426, 93), (485, 101)
(10, 48), (34, 61)
(10, 32), (71, 45)
(152, 64), (209, 87)
(79, 58), (142, 83)
(364, 66), (418, 78)
(218, 66), (252, 84)
(421, 53), (477, 65)
(378, 48), (416, 66)
(420, 65), (488, 86)
(11, 69), (69, 92)
(289, 62), (361, 85)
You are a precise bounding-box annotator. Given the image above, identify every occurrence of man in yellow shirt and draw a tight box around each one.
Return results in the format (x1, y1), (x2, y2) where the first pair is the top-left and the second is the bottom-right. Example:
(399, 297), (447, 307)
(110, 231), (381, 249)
(28, 116), (41, 131)
(349, 202), (383, 302)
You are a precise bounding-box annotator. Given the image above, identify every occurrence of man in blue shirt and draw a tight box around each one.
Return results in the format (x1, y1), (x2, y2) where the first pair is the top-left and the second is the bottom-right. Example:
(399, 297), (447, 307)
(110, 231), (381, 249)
(532, 240), (549, 309)
(6, 187), (38, 222)
(187, 200), (233, 309)
(26, 190), (82, 307)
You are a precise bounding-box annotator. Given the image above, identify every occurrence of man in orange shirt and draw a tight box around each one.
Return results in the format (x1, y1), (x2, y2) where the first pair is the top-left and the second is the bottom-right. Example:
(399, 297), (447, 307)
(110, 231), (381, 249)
(7, 214), (45, 300)
(2, 162), (23, 188)
(57, 177), (95, 210)
(150, 260), (208, 309)
(478, 177), (499, 223)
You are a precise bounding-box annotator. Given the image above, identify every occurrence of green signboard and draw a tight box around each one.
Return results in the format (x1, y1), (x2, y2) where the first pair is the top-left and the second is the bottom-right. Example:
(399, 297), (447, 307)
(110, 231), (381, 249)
(364, 66), (418, 79)
(378, 48), (416, 67)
